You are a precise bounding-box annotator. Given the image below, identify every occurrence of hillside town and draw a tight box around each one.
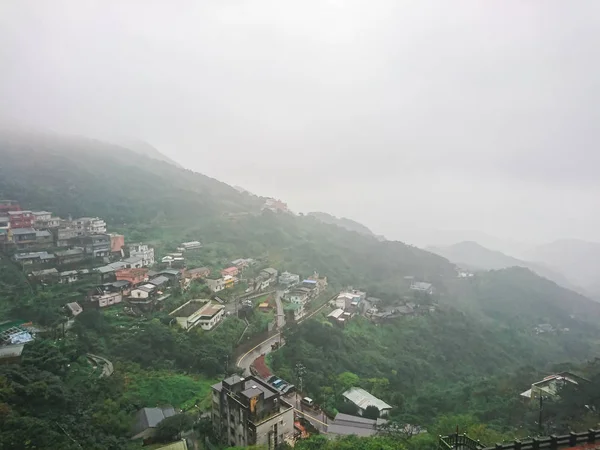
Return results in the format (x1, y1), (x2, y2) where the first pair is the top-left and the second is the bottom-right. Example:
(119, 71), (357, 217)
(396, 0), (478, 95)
(0, 198), (596, 450)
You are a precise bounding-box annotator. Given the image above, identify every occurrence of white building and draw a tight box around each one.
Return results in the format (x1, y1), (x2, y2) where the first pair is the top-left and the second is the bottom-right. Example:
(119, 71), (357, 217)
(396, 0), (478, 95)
(73, 217), (107, 235)
(32, 211), (61, 228)
(181, 241), (202, 251)
(129, 243), (155, 267)
(342, 387), (393, 417)
(89, 292), (122, 308)
(130, 284), (156, 299)
(123, 256), (144, 269)
(59, 270), (79, 284)
(278, 271), (300, 286)
(170, 300), (225, 331)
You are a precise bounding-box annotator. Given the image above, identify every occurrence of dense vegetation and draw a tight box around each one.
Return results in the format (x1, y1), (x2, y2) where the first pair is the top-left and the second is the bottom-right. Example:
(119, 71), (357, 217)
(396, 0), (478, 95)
(1, 130), (600, 448)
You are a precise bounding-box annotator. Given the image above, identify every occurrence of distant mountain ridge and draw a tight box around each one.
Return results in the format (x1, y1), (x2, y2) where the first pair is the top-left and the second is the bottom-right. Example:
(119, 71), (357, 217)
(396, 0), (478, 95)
(427, 241), (583, 293)
(307, 212), (376, 237)
(112, 139), (183, 168)
(524, 239), (600, 299)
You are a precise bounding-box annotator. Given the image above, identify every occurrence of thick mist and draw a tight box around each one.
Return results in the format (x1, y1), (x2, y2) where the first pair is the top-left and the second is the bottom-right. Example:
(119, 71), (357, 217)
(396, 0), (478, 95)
(1, 1), (599, 247)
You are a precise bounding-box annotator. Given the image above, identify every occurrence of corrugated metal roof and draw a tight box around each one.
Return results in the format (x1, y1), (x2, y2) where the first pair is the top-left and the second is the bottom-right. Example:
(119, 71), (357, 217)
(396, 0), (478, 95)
(342, 387), (392, 412)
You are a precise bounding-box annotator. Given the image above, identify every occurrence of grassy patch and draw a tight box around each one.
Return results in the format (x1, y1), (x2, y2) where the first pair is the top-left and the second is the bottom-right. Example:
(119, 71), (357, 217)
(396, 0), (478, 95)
(122, 365), (216, 410)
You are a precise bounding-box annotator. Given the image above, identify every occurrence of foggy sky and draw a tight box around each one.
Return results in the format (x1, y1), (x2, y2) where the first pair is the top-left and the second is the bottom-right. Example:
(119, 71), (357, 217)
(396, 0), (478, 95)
(1, 1), (599, 250)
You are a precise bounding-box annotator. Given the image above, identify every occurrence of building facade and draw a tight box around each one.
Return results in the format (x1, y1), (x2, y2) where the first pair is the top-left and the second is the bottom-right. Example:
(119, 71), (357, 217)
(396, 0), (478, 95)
(73, 217), (107, 235)
(8, 210), (34, 229)
(129, 243), (155, 266)
(212, 375), (294, 448)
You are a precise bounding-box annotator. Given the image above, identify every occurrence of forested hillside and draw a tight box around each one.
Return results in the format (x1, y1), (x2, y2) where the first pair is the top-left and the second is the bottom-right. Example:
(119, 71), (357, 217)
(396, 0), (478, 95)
(1, 130), (600, 448)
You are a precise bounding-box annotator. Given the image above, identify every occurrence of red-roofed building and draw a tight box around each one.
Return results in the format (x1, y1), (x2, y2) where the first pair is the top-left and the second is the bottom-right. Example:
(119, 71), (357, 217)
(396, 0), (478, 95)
(221, 266), (239, 277)
(0, 200), (21, 214)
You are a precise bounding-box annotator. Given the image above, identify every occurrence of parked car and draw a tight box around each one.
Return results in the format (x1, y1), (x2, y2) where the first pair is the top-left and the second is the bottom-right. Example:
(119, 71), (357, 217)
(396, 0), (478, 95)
(301, 397), (314, 408)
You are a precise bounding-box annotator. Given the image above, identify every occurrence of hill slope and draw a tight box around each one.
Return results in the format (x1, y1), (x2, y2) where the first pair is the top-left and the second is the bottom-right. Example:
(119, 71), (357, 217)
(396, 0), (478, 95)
(307, 211), (376, 237)
(428, 241), (581, 293)
(525, 239), (600, 299)
(0, 129), (455, 295)
(113, 138), (184, 168)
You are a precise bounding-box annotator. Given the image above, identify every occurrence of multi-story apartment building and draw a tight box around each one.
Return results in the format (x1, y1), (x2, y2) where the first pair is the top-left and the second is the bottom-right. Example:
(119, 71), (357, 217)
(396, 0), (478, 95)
(212, 375), (294, 448)
(73, 217), (107, 235)
(32, 211), (61, 229)
(77, 234), (111, 258)
(8, 210), (34, 229)
(128, 243), (155, 267)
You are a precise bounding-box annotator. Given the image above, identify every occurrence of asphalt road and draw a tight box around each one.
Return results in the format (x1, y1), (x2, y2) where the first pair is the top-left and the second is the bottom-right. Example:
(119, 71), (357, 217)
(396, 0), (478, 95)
(236, 332), (284, 377)
(275, 290), (285, 329)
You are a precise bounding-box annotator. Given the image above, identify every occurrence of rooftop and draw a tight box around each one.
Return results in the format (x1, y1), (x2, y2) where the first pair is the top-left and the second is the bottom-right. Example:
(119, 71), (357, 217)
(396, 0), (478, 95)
(411, 281), (433, 290)
(342, 387), (392, 412)
(123, 256), (143, 265)
(213, 375), (280, 403)
(328, 413), (386, 437)
(11, 228), (36, 235)
(132, 406), (175, 437)
(55, 248), (84, 257)
(66, 302), (83, 315)
(149, 275), (169, 286)
(14, 251), (55, 260)
(328, 308), (345, 319)
(135, 284), (156, 293)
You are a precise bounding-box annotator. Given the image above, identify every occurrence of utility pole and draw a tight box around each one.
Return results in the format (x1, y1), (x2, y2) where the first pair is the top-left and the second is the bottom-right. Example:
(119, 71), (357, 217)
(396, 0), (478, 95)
(538, 395), (544, 434)
(295, 362), (306, 408)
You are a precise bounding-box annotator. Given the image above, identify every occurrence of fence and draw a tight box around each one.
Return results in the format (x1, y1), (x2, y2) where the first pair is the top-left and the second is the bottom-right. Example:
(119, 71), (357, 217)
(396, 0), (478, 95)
(440, 430), (600, 450)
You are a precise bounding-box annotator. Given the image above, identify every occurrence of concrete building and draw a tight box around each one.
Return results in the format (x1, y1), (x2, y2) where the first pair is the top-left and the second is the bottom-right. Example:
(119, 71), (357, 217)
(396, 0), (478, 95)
(11, 228), (37, 246)
(260, 268), (278, 281)
(89, 292), (122, 308)
(116, 268), (148, 286)
(56, 227), (78, 247)
(130, 284), (156, 299)
(185, 267), (211, 280)
(59, 270), (79, 284)
(221, 266), (239, 277)
(206, 278), (225, 293)
(32, 211), (61, 229)
(169, 300), (224, 331)
(278, 271), (300, 286)
(14, 251), (55, 265)
(520, 372), (584, 402)
(8, 210), (34, 229)
(73, 217), (107, 235)
(129, 243), (155, 267)
(110, 234), (125, 253)
(212, 375), (294, 448)
(55, 248), (85, 265)
(342, 387), (393, 417)
(181, 241), (202, 251)
(410, 281), (434, 295)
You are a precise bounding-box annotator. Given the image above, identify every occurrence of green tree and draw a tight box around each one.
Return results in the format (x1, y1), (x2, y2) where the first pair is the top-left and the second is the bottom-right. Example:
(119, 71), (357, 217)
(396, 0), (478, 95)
(154, 413), (195, 442)
(363, 405), (380, 420)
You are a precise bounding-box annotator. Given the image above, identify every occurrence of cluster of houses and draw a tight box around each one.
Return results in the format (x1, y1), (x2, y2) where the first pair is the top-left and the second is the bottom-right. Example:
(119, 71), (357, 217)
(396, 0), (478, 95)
(204, 258), (256, 293)
(281, 272), (328, 322)
(327, 289), (367, 326)
(160, 241), (203, 267)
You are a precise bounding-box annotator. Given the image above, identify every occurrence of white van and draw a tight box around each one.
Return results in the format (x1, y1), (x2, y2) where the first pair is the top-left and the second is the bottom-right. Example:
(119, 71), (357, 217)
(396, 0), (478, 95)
(301, 397), (314, 407)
